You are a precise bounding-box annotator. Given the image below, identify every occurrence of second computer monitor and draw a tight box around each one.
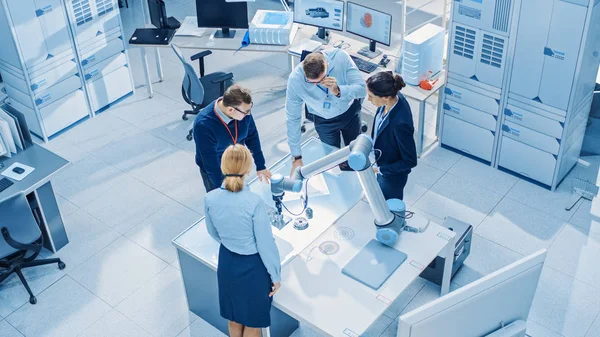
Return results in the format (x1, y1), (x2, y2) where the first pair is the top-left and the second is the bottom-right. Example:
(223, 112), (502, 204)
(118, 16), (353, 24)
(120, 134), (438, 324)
(293, 0), (344, 44)
(196, 0), (249, 38)
(346, 2), (392, 59)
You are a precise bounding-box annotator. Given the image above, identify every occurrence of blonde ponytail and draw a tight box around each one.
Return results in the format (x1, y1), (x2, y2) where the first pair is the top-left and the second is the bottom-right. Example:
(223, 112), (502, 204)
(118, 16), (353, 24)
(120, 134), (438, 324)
(221, 145), (253, 192)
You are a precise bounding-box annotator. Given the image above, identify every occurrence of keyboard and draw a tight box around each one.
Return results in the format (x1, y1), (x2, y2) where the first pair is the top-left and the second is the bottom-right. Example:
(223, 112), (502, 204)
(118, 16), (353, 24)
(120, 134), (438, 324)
(0, 177), (13, 193)
(350, 55), (378, 73)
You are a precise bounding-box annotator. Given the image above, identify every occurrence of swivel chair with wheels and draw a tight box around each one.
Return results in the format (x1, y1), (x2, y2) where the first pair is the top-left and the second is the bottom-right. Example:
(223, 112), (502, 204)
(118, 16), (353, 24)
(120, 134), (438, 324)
(0, 194), (66, 305)
(171, 44), (234, 141)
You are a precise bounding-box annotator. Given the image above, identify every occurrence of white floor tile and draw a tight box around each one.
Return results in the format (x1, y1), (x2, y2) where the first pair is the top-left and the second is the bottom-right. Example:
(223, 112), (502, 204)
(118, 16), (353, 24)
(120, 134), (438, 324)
(41, 137), (88, 163)
(586, 314), (600, 337)
(107, 91), (177, 127)
(48, 209), (120, 269)
(399, 282), (442, 315)
(69, 237), (168, 306)
(529, 267), (600, 337)
(380, 318), (398, 337)
(83, 176), (171, 234)
(6, 277), (111, 337)
(403, 162), (445, 206)
(476, 198), (567, 256)
(569, 199), (600, 233)
(138, 108), (194, 146)
(418, 145), (462, 172)
(452, 234), (523, 287)
(52, 155), (128, 208)
(158, 165), (208, 214)
(56, 195), (79, 219)
(383, 278), (427, 319)
(126, 200), (200, 263)
(91, 130), (176, 173)
(288, 324), (326, 337)
(546, 224), (600, 287)
(448, 156), (519, 195)
(61, 113), (138, 152)
(77, 309), (152, 337)
(130, 149), (197, 194)
(506, 178), (580, 222)
(116, 266), (197, 337)
(175, 318), (227, 337)
(413, 174), (504, 227)
(0, 320), (23, 337)
(527, 321), (565, 337)
(362, 314), (394, 337)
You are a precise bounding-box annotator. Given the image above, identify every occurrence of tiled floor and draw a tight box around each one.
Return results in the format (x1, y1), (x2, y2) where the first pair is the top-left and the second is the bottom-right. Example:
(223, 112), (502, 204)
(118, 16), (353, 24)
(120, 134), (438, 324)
(2, 1), (600, 336)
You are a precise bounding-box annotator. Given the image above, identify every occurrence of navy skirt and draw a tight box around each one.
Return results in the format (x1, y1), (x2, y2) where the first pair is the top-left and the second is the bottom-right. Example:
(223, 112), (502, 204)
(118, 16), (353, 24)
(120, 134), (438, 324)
(217, 244), (273, 328)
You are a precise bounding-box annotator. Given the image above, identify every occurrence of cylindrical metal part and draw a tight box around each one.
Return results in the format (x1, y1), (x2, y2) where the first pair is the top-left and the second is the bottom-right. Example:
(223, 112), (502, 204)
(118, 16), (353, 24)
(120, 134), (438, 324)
(356, 169), (394, 226)
(271, 173), (302, 196)
(348, 134), (374, 171)
(299, 146), (351, 179)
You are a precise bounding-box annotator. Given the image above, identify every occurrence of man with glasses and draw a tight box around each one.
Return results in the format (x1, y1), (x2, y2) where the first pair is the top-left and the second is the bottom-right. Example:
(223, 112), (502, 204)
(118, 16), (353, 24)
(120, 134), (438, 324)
(193, 84), (271, 192)
(285, 49), (366, 174)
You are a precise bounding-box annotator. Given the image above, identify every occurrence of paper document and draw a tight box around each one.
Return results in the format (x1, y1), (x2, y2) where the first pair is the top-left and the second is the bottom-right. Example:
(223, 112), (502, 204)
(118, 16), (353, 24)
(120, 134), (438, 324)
(0, 108), (23, 150)
(0, 118), (16, 154)
(175, 17), (206, 37)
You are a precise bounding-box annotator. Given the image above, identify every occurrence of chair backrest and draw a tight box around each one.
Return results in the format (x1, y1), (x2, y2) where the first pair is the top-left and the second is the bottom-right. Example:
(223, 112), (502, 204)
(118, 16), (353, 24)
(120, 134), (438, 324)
(171, 44), (205, 107)
(0, 194), (41, 258)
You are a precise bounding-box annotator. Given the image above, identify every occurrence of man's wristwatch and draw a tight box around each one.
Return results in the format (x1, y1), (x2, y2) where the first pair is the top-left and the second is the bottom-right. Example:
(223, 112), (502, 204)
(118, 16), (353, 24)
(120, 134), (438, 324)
(292, 155), (302, 162)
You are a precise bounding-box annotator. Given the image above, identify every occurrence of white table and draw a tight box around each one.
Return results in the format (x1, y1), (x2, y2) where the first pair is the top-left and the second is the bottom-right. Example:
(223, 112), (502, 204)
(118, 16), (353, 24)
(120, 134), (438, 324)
(172, 138), (456, 337)
(289, 28), (446, 157)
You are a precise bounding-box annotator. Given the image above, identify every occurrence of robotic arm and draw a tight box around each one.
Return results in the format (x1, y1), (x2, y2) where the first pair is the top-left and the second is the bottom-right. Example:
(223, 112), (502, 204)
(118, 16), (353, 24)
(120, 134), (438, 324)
(271, 134), (409, 246)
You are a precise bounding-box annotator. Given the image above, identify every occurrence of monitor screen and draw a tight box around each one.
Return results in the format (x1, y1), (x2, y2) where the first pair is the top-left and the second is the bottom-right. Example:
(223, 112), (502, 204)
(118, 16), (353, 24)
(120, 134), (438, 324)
(346, 2), (392, 46)
(293, 0), (344, 32)
(148, 0), (166, 29)
(196, 0), (249, 29)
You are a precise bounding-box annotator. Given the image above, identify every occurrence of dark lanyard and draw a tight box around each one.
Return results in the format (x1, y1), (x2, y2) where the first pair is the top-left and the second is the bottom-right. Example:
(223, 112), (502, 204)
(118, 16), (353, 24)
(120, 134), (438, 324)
(214, 102), (238, 144)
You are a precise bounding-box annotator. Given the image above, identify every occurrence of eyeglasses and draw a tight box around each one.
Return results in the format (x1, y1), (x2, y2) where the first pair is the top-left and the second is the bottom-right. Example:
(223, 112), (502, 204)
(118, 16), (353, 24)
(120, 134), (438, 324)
(231, 102), (253, 115)
(333, 40), (350, 50)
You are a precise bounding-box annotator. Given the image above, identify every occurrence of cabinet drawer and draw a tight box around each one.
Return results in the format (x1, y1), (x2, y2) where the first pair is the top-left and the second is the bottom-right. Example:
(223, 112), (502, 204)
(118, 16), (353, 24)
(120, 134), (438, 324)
(442, 114), (495, 163)
(501, 121), (560, 155)
(40, 89), (89, 137)
(84, 52), (126, 82)
(498, 137), (557, 187)
(443, 100), (497, 131)
(444, 81), (500, 115)
(30, 60), (79, 94)
(87, 65), (132, 111)
(34, 75), (83, 109)
(80, 37), (125, 69)
(503, 104), (564, 139)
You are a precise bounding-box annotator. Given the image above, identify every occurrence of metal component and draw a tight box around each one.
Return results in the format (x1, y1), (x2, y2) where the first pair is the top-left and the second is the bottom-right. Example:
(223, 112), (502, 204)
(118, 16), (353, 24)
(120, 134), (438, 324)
(299, 146), (351, 179)
(356, 169), (394, 226)
(565, 178), (599, 210)
(293, 217), (309, 230)
(347, 134), (374, 171)
(305, 207), (313, 219)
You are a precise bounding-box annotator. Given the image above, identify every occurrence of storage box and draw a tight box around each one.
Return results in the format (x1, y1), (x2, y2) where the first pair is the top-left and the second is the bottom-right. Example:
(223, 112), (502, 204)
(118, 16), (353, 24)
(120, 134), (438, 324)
(419, 217), (472, 286)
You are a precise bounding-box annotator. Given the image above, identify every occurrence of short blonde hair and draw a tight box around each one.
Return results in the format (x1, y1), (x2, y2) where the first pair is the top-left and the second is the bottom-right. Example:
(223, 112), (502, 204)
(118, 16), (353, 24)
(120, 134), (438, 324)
(221, 144), (253, 192)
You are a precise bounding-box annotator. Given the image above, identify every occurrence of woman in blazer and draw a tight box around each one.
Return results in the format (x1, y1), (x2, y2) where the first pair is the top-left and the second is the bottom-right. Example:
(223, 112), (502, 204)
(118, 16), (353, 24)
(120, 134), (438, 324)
(366, 72), (418, 200)
(204, 144), (281, 337)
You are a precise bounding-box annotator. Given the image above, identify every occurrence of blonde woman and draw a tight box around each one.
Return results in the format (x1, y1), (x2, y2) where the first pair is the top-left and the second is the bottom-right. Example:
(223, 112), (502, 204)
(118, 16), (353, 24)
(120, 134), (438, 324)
(204, 144), (281, 337)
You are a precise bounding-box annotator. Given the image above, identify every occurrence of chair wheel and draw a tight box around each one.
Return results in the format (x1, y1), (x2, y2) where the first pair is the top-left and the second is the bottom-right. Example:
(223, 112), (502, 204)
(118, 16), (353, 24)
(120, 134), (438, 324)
(182, 114), (188, 121)
(361, 122), (368, 133)
(58, 262), (66, 270)
(30, 296), (37, 305)
(301, 125), (306, 133)
(186, 134), (193, 141)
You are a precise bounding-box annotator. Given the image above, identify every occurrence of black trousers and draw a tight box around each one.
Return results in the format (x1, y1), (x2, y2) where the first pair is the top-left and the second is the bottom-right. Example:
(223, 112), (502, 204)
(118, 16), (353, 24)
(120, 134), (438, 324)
(198, 159), (219, 193)
(311, 99), (362, 149)
(377, 173), (409, 201)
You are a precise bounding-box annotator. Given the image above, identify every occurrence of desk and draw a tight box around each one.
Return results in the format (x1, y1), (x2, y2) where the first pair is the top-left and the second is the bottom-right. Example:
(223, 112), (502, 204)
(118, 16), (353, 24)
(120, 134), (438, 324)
(172, 138), (456, 337)
(289, 28), (446, 157)
(0, 145), (69, 253)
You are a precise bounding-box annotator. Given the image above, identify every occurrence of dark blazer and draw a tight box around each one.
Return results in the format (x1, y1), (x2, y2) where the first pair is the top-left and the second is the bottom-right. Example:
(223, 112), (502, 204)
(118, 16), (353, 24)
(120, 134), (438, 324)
(371, 93), (418, 177)
(193, 100), (266, 187)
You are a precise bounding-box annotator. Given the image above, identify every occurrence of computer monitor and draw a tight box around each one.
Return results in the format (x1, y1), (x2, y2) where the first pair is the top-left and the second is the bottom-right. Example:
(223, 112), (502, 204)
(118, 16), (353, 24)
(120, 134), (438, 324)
(398, 250), (547, 337)
(195, 0), (249, 39)
(293, 0), (344, 44)
(147, 0), (180, 29)
(346, 2), (392, 59)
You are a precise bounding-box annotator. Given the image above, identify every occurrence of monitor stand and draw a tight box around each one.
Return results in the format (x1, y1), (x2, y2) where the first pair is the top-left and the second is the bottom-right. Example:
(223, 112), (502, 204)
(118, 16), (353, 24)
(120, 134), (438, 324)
(214, 28), (236, 39)
(166, 16), (180, 29)
(311, 27), (331, 45)
(358, 40), (382, 59)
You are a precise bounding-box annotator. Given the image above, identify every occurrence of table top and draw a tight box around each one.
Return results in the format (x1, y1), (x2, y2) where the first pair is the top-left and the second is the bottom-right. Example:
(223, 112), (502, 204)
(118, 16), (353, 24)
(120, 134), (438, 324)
(0, 144), (69, 203)
(172, 138), (455, 337)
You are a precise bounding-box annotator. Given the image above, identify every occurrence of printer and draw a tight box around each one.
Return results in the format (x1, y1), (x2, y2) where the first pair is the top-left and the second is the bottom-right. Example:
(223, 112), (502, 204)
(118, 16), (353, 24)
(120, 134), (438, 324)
(249, 10), (298, 46)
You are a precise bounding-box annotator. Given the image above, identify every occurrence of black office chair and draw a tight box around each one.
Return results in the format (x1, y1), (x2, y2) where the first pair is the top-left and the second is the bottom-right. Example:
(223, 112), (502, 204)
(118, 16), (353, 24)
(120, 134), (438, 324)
(0, 194), (66, 305)
(171, 44), (235, 141)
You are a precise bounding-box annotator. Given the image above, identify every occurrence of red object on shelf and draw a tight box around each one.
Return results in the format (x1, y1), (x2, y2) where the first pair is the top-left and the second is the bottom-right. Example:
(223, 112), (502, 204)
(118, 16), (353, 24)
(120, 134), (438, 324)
(419, 78), (439, 91)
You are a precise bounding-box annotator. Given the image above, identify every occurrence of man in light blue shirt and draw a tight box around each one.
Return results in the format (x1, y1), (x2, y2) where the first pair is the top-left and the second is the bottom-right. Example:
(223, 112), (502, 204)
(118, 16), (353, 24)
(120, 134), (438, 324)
(286, 49), (367, 173)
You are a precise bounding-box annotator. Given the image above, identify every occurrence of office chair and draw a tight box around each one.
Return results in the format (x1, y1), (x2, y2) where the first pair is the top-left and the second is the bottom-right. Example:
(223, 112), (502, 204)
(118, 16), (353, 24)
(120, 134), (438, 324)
(0, 194), (66, 305)
(299, 50), (368, 135)
(171, 44), (234, 141)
